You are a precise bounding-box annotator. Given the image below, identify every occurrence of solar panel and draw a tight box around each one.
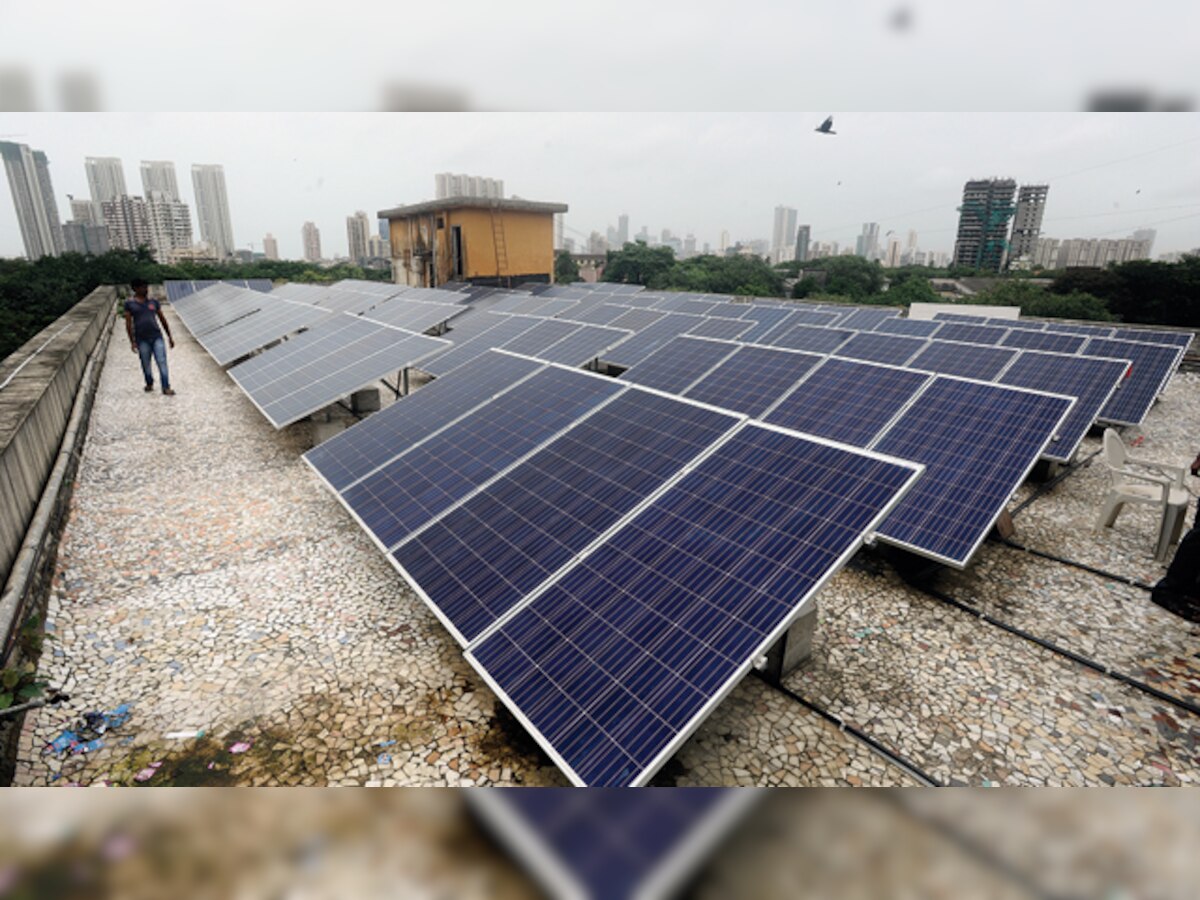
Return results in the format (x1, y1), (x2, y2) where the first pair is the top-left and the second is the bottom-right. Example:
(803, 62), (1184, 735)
(618, 336), (740, 394)
(611, 292), (663, 309)
(562, 303), (632, 326)
(1110, 328), (1193, 349)
(832, 332), (927, 366)
(735, 307), (796, 343)
(780, 309), (841, 328)
(173, 287), (264, 337)
(998, 351), (1130, 463)
(873, 317), (944, 338)
(245, 279), (274, 294)
(470, 788), (755, 900)
(765, 357), (932, 448)
(683, 345), (823, 417)
(835, 308), (901, 331)
(685, 317), (754, 340)
(1043, 322), (1115, 338)
(337, 367), (622, 551)
(767, 324), (853, 355)
(484, 293), (540, 314)
(394, 389), (740, 644)
(420, 316), (544, 376)
(198, 300), (334, 366)
(227, 315), (450, 429)
(999, 329), (1086, 354)
(1080, 338), (1183, 424)
(872, 377), (1073, 567)
(466, 423), (921, 786)
(304, 351), (546, 491)
(363, 299), (463, 332)
(536, 299), (583, 318)
(538, 325), (633, 366)
(987, 317), (1044, 331)
(929, 322), (1010, 346)
(608, 308), (667, 333)
(500, 319), (582, 356)
(604, 314), (706, 368)
(932, 312), (990, 323)
(651, 296), (722, 316)
(907, 341), (1017, 380)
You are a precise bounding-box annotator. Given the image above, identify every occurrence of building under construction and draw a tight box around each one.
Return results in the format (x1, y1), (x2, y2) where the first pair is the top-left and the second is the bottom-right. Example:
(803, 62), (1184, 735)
(952, 178), (1017, 272)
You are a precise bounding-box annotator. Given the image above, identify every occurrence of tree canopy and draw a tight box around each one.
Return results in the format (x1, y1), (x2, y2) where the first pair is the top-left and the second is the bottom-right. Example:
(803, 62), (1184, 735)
(554, 250), (580, 284)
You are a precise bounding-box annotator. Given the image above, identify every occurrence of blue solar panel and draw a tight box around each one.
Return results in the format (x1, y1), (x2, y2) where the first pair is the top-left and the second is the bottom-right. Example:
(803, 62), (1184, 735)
(1110, 328), (1193, 349)
(999, 330), (1086, 354)
(873, 317), (944, 338)
(304, 351), (545, 491)
(421, 316), (543, 376)
(338, 368), (621, 550)
(765, 358), (932, 447)
(686, 317), (753, 340)
(563, 303), (631, 326)
(836, 308), (901, 330)
(608, 308), (666, 333)
(907, 341), (1017, 380)
(833, 332), (926, 366)
(500, 319), (581, 356)
(1043, 322), (1115, 338)
(684, 346), (823, 417)
(873, 378), (1073, 566)
(538, 325), (632, 366)
(930, 322), (1010, 346)
(780, 309), (840, 328)
(394, 390), (740, 644)
(471, 788), (753, 900)
(987, 318), (1044, 331)
(933, 312), (989, 323)
(651, 296), (721, 316)
(467, 423), (920, 786)
(618, 335), (740, 394)
(767, 324), (853, 355)
(605, 314), (706, 368)
(735, 306), (794, 343)
(999, 351), (1130, 463)
(1081, 338), (1182, 424)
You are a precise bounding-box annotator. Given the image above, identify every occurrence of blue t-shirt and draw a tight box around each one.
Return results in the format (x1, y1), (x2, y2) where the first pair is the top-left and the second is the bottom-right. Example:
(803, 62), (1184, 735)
(125, 298), (163, 342)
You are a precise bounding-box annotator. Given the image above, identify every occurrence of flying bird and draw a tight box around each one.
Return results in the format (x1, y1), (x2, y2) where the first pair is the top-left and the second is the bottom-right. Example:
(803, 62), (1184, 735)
(815, 116), (836, 135)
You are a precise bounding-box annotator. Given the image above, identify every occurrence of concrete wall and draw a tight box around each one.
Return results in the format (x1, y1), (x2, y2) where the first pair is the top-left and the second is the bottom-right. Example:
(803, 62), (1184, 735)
(0, 287), (116, 588)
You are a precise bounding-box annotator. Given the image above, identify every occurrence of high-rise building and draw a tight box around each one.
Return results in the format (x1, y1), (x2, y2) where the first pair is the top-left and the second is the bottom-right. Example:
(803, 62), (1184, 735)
(617, 214), (629, 247)
(772, 206), (798, 263)
(191, 164), (235, 258)
(263, 233), (279, 260)
(953, 178), (1017, 272)
(144, 190), (193, 259)
(62, 221), (110, 255)
(140, 160), (180, 201)
(794, 224), (811, 263)
(0, 141), (65, 258)
(554, 214), (564, 251)
(719, 230), (729, 254)
(366, 233), (389, 261)
(1052, 235), (1153, 269)
(606, 226), (619, 247)
(302, 221), (321, 261)
(67, 195), (103, 225)
(1006, 184), (1049, 269)
(346, 210), (371, 263)
(102, 195), (153, 253)
(85, 156), (126, 205)
(637, 226), (650, 244)
(587, 231), (607, 255)
(906, 229), (918, 251)
(855, 222), (880, 259)
(434, 173), (503, 200)
(885, 235), (902, 268)
(1133, 228), (1157, 255)
(683, 234), (697, 258)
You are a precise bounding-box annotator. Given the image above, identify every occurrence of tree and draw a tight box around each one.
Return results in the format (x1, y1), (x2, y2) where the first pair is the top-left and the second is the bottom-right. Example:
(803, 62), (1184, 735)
(602, 241), (676, 287)
(554, 251), (580, 284)
(970, 279), (1114, 321)
(795, 255), (884, 299)
(882, 277), (940, 306)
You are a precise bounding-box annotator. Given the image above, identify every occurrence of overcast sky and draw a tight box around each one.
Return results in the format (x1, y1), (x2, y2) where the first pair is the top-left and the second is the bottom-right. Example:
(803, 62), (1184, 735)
(2, 113), (1199, 261)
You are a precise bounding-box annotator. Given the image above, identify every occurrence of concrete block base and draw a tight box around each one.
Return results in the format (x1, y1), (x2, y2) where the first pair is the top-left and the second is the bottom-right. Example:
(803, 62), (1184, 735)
(761, 602), (817, 685)
(351, 388), (381, 414)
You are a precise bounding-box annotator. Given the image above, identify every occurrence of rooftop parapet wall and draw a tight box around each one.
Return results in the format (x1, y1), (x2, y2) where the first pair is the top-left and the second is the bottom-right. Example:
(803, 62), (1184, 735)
(0, 287), (117, 588)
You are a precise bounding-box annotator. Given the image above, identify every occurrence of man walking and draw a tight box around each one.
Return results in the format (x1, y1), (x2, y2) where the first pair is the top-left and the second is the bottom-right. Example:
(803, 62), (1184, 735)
(124, 278), (176, 395)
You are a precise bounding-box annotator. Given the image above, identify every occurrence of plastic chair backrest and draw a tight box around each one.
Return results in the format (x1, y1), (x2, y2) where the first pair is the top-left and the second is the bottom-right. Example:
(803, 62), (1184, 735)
(1103, 428), (1127, 470)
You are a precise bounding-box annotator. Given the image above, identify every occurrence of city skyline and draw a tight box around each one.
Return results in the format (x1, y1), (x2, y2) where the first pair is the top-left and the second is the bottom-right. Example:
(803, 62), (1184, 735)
(1, 113), (1199, 263)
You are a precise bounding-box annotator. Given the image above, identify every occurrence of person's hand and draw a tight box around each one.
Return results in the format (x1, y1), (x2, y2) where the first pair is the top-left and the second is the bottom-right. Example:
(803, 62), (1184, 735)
(130, 340), (137, 353)
(168, 337), (175, 349)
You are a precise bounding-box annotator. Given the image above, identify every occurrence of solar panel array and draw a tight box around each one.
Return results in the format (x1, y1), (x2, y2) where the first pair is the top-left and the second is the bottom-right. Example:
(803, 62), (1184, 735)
(164, 279), (272, 301)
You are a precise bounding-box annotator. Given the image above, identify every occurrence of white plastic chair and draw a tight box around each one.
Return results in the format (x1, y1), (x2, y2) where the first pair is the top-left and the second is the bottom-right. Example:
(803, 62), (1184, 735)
(1096, 428), (1190, 561)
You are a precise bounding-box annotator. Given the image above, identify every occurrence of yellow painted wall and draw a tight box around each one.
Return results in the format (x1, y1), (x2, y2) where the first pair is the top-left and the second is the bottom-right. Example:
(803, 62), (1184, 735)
(386, 208), (556, 285)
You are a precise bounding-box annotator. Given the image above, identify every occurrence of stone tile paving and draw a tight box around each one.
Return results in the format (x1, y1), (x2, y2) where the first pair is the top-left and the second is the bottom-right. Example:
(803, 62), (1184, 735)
(15, 309), (912, 787)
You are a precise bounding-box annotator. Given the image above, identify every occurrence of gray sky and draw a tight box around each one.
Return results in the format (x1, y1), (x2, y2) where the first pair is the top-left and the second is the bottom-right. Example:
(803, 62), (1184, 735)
(2, 112), (1199, 261)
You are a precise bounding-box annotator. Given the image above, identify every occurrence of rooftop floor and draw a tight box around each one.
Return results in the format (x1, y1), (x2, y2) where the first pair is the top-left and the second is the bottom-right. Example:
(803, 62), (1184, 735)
(13, 308), (1200, 786)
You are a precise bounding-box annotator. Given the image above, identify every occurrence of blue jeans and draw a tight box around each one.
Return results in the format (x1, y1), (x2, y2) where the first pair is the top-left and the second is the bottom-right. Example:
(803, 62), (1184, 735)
(137, 336), (170, 390)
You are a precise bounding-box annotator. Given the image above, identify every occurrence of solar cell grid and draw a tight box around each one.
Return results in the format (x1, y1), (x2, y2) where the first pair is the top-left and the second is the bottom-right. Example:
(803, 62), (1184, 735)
(832, 331), (927, 366)
(685, 317), (754, 340)
(604, 314), (705, 368)
(199, 301), (333, 365)
(618, 336), (740, 394)
(537, 325), (632, 366)
(1081, 337), (1182, 424)
(1043, 322), (1115, 338)
(500, 319), (582, 356)
(998, 351), (1130, 463)
(999, 329), (1085, 354)
(765, 357), (932, 448)
(872, 377), (1073, 566)
(467, 423), (921, 786)
(394, 389), (740, 644)
(835, 308), (902, 331)
(907, 341), (1017, 380)
(561, 303), (631, 326)
(304, 350), (545, 491)
(651, 296), (721, 316)
(339, 367), (622, 551)
(873, 317), (944, 338)
(767, 324), (853, 355)
(930, 322), (1010, 346)
(421, 316), (544, 376)
(735, 307), (796, 343)
(932, 312), (989, 323)
(987, 318), (1044, 331)
(683, 345), (823, 417)
(362, 300), (463, 333)
(777, 309), (839, 328)
(1110, 328), (1193, 349)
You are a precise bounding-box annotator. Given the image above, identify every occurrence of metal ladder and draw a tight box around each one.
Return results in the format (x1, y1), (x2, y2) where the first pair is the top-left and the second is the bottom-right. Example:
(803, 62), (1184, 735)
(489, 200), (509, 281)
